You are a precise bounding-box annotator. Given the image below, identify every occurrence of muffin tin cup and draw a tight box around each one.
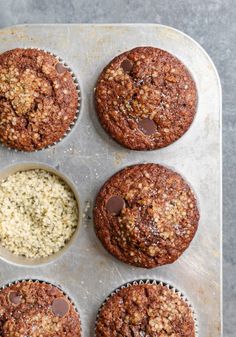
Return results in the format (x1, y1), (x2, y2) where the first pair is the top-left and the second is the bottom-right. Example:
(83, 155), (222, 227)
(0, 278), (82, 333)
(0, 161), (81, 267)
(95, 279), (198, 337)
(0, 48), (81, 153)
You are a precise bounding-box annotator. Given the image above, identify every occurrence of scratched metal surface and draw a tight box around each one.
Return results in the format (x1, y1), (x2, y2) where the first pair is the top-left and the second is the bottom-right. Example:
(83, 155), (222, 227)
(0, 24), (221, 337)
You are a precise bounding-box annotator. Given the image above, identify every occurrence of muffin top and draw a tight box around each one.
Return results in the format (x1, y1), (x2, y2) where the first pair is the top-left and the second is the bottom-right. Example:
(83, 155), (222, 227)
(96, 283), (195, 337)
(0, 281), (81, 336)
(94, 163), (199, 268)
(0, 48), (78, 151)
(95, 46), (197, 150)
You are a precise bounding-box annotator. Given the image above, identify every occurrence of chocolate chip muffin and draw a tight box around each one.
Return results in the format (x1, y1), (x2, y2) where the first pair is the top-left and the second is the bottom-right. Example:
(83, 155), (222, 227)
(0, 280), (81, 336)
(95, 47), (197, 150)
(0, 48), (79, 151)
(94, 163), (199, 268)
(95, 282), (196, 337)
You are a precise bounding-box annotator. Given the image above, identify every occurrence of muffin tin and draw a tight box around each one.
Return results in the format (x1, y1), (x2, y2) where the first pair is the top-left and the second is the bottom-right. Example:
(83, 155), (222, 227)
(0, 24), (221, 336)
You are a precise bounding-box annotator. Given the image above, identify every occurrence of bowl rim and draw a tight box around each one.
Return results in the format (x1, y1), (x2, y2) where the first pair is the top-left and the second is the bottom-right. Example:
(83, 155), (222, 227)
(0, 161), (81, 267)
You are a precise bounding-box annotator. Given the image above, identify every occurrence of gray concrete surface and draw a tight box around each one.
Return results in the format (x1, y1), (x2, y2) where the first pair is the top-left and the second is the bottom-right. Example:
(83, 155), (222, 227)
(0, 0), (233, 335)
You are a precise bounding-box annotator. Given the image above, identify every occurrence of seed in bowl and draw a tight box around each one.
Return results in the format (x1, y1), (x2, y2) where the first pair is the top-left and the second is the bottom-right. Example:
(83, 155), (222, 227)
(0, 169), (79, 259)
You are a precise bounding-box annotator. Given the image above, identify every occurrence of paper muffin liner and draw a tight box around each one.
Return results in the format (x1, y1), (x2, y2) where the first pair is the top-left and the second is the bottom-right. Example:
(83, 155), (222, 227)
(95, 279), (199, 337)
(0, 48), (81, 153)
(50, 51), (81, 148)
(0, 278), (82, 333)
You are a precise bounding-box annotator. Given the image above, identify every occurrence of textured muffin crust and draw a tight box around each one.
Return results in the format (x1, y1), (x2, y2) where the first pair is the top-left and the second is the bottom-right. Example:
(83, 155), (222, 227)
(95, 283), (195, 337)
(94, 163), (199, 268)
(0, 48), (78, 151)
(0, 281), (81, 336)
(95, 47), (197, 150)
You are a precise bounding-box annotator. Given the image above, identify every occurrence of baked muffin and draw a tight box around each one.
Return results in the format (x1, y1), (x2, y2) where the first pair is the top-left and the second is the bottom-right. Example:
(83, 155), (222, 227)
(94, 163), (199, 268)
(95, 46), (197, 150)
(0, 48), (79, 151)
(95, 282), (196, 337)
(0, 280), (81, 336)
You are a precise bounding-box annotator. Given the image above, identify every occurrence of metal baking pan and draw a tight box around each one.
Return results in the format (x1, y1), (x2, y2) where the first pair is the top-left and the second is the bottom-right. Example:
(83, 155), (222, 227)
(0, 24), (222, 337)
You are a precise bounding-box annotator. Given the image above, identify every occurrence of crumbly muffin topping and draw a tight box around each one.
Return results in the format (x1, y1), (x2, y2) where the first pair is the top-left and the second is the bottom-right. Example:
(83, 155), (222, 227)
(0, 281), (81, 336)
(0, 48), (78, 151)
(95, 47), (197, 150)
(96, 283), (195, 337)
(0, 169), (79, 259)
(94, 164), (199, 268)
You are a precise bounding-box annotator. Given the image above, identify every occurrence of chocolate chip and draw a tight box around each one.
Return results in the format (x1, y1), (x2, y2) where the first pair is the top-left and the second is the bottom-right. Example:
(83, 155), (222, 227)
(55, 63), (66, 74)
(13, 310), (21, 319)
(52, 298), (69, 317)
(106, 196), (125, 215)
(138, 118), (157, 136)
(8, 291), (21, 305)
(120, 59), (133, 73)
